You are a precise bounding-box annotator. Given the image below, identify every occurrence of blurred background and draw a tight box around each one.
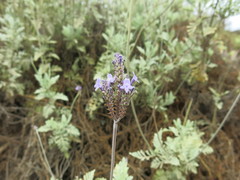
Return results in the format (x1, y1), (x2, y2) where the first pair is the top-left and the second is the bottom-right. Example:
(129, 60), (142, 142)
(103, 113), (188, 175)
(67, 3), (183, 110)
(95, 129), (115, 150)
(0, 0), (239, 179)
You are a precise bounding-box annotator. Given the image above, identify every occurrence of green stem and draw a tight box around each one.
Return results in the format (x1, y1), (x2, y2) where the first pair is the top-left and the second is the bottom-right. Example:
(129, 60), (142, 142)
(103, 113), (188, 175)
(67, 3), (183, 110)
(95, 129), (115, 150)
(212, 107), (217, 127)
(129, 0), (175, 58)
(131, 99), (152, 150)
(207, 92), (240, 146)
(125, 0), (133, 72)
(70, 91), (81, 112)
(183, 98), (193, 125)
(174, 71), (191, 96)
(34, 126), (55, 179)
(31, 59), (37, 73)
(124, 0), (152, 151)
(209, 0), (220, 27)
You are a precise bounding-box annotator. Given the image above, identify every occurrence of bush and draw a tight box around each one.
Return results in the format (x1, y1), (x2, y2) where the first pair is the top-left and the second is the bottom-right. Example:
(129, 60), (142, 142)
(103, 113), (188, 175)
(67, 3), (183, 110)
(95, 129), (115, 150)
(0, 0), (239, 179)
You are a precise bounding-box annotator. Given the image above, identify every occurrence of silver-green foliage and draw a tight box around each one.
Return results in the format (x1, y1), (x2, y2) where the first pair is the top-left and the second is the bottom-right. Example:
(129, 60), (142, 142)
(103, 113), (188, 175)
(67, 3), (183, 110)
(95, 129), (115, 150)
(34, 69), (68, 118)
(73, 158), (132, 180)
(113, 158), (133, 180)
(92, 0), (240, 115)
(0, 13), (26, 97)
(130, 118), (213, 179)
(92, 0), (192, 113)
(209, 87), (229, 110)
(38, 113), (80, 158)
(34, 67), (79, 157)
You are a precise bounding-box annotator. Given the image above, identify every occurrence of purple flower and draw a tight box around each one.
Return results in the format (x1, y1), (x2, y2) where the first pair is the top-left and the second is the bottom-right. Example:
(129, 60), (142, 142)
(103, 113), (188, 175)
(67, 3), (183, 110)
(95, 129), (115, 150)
(106, 73), (115, 88)
(94, 53), (138, 120)
(107, 74), (115, 83)
(94, 78), (102, 91)
(75, 85), (82, 91)
(112, 53), (123, 65)
(120, 78), (134, 93)
(131, 72), (139, 84)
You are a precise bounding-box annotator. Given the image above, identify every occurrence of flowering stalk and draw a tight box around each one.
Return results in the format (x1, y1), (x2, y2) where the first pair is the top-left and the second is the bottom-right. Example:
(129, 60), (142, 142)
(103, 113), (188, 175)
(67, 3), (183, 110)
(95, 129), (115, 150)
(70, 85), (82, 112)
(110, 118), (119, 180)
(94, 53), (138, 180)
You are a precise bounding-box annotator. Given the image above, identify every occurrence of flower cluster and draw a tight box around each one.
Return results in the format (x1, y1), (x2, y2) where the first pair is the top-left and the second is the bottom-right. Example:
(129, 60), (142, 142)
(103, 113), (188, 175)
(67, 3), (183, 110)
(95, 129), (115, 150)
(94, 53), (138, 120)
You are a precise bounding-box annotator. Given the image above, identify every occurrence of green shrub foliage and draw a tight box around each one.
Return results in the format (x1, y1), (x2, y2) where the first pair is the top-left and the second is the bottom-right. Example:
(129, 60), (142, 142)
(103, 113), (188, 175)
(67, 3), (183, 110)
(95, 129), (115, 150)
(130, 119), (213, 179)
(0, 0), (239, 179)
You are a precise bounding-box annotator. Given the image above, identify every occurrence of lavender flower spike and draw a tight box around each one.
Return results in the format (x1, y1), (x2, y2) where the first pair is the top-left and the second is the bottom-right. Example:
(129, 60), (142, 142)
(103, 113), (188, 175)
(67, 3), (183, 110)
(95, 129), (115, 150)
(131, 72), (139, 84)
(94, 53), (137, 119)
(120, 78), (134, 93)
(112, 53), (123, 65)
(94, 53), (138, 180)
(94, 78), (102, 91)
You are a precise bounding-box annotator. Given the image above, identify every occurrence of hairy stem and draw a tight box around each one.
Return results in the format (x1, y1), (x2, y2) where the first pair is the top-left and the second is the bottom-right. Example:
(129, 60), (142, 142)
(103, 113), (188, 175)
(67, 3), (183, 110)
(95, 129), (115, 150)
(183, 98), (193, 125)
(207, 92), (240, 146)
(34, 126), (55, 179)
(125, 0), (133, 73)
(110, 119), (120, 180)
(70, 91), (81, 112)
(131, 99), (152, 150)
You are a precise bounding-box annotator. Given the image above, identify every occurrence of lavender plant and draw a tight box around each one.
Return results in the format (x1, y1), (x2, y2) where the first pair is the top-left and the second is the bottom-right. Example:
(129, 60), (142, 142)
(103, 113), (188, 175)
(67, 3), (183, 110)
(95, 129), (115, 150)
(94, 53), (138, 180)
(130, 119), (213, 180)
(34, 67), (80, 159)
